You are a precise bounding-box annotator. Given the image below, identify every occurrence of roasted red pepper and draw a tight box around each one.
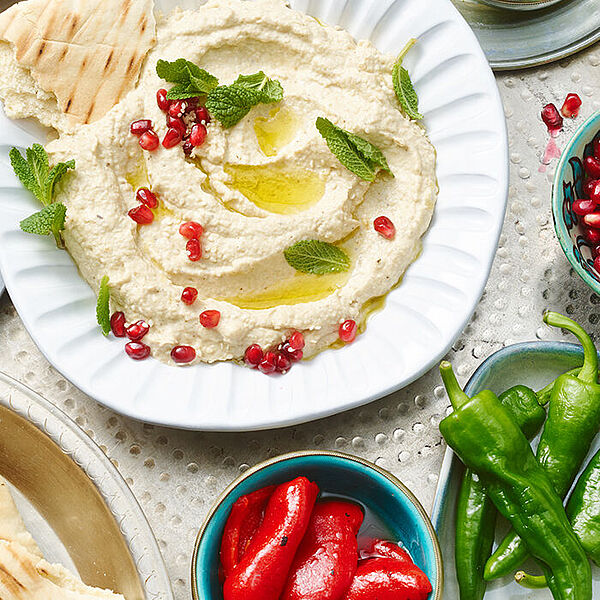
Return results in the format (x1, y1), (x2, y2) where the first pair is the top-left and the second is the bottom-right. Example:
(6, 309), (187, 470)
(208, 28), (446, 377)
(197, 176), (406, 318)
(341, 557), (432, 600)
(220, 484), (275, 579)
(223, 476), (319, 600)
(281, 500), (364, 600)
(360, 539), (413, 564)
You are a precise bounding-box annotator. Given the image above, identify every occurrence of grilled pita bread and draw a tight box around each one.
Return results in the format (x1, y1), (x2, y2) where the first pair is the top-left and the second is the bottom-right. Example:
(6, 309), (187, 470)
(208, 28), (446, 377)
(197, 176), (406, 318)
(0, 0), (156, 127)
(0, 478), (41, 559)
(0, 540), (125, 599)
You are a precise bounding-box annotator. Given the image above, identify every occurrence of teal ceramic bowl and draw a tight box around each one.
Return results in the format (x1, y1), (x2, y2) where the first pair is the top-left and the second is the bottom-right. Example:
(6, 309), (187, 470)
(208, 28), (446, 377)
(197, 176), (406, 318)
(478, 0), (564, 10)
(192, 451), (443, 600)
(553, 110), (600, 292)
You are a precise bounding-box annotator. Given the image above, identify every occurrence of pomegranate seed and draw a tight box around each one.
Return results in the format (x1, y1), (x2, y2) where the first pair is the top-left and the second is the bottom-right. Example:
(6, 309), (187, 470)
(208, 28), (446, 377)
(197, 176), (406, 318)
(156, 88), (171, 111)
(162, 127), (182, 149)
(258, 351), (277, 374)
(339, 319), (357, 343)
(561, 93), (582, 119)
(586, 156), (600, 179)
(541, 103), (563, 136)
(181, 287), (198, 305)
(171, 345), (196, 364)
(244, 344), (264, 367)
(126, 320), (150, 341)
(584, 213), (600, 229)
(128, 204), (154, 225)
(167, 115), (187, 138)
(182, 140), (193, 156)
(179, 221), (204, 239)
(110, 311), (126, 337)
(199, 310), (220, 328)
(186, 238), (202, 261)
(136, 187), (158, 209)
(275, 351), (291, 373)
(168, 100), (186, 118)
(573, 199), (597, 216)
(130, 119), (152, 136)
(584, 227), (600, 244)
(139, 130), (159, 151)
(125, 341), (151, 360)
(190, 123), (207, 147)
(374, 216), (396, 240)
(594, 245), (600, 258)
(585, 179), (600, 201)
(288, 331), (305, 350)
(289, 348), (303, 362)
(196, 107), (210, 123)
(185, 96), (199, 108)
(594, 256), (600, 273)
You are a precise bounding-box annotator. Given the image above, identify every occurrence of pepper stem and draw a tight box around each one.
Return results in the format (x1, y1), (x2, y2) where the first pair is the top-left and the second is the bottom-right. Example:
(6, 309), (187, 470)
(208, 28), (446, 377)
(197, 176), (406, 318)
(536, 367), (581, 406)
(515, 571), (547, 589)
(543, 311), (598, 384)
(439, 361), (470, 410)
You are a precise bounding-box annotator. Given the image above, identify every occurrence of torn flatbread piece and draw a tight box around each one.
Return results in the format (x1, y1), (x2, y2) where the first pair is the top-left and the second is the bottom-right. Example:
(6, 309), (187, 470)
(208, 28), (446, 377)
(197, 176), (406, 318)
(0, 540), (125, 599)
(0, 478), (41, 558)
(0, 0), (156, 129)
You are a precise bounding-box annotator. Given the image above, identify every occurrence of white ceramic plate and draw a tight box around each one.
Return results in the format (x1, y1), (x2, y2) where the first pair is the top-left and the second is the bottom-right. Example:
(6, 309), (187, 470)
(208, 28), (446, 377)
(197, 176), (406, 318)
(0, 0), (508, 430)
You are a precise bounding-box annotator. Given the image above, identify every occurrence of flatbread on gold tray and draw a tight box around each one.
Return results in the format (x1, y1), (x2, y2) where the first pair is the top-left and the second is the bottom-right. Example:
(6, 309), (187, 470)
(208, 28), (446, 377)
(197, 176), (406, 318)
(0, 540), (125, 599)
(0, 0), (156, 129)
(0, 478), (41, 558)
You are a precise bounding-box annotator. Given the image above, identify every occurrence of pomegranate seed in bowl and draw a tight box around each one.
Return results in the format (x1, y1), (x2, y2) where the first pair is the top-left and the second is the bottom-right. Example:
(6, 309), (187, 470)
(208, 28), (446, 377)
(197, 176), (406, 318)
(136, 187), (158, 209)
(584, 213), (600, 229)
(139, 130), (159, 151)
(125, 341), (151, 360)
(585, 156), (600, 179)
(573, 200), (597, 216)
(179, 221), (204, 239)
(186, 238), (202, 261)
(130, 119), (152, 136)
(561, 93), (582, 119)
(156, 88), (171, 111)
(171, 345), (196, 364)
(199, 310), (220, 328)
(162, 127), (182, 149)
(110, 311), (126, 337)
(339, 319), (357, 343)
(584, 227), (600, 244)
(181, 287), (198, 305)
(374, 216), (396, 239)
(128, 205), (154, 225)
(587, 180), (600, 204)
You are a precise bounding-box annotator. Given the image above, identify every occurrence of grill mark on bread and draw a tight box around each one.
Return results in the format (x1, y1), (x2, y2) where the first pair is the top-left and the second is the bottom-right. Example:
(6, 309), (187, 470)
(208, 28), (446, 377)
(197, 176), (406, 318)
(0, 564), (25, 591)
(104, 49), (114, 70)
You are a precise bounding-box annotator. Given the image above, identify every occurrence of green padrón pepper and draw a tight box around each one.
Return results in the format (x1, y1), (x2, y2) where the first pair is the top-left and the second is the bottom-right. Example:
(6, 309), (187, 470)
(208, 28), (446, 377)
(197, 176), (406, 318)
(439, 361), (592, 600)
(455, 385), (546, 600)
(485, 312), (600, 581)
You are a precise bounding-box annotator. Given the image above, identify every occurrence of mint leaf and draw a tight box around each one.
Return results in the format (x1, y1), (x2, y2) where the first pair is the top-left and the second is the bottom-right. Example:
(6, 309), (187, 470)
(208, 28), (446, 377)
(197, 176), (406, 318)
(10, 145), (75, 206)
(20, 202), (66, 247)
(392, 39), (422, 120)
(157, 58), (219, 99)
(316, 117), (392, 181)
(96, 275), (111, 336)
(234, 71), (283, 103)
(284, 240), (350, 275)
(206, 84), (262, 128)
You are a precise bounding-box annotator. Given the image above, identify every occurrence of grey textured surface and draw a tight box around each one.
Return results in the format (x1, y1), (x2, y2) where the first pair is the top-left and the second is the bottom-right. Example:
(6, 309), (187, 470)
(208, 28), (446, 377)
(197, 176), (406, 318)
(1, 44), (600, 599)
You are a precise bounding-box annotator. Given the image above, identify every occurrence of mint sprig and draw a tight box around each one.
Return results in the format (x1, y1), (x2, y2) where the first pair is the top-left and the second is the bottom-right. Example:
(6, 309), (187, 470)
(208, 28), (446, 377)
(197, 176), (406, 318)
(284, 240), (350, 275)
(392, 39), (422, 121)
(315, 117), (392, 182)
(10, 144), (75, 247)
(96, 275), (111, 336)
(234, 71), (283, 104)
(10, 144), (75, 206)
(20, 203), (67, 247)
(157, 59), (219, 99)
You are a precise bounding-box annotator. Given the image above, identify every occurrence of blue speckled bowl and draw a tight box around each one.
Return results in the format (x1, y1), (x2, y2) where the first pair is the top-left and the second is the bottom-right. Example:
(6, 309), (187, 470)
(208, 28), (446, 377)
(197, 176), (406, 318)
(192, 451), (443, 600)
(552, 110), (600, 292)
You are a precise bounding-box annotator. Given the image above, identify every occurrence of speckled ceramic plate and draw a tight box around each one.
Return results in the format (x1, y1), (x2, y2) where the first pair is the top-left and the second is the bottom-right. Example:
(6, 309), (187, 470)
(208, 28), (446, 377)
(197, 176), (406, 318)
(431, 342), (600, 598)
(453, 0), (600, 70)
(0, 370), (173, 600)
(0, 0), (508, 430)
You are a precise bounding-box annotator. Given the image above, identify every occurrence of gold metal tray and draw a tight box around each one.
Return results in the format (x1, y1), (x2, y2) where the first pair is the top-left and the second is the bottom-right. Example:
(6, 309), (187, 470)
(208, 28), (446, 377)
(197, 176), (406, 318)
(0, 371), (173, 599)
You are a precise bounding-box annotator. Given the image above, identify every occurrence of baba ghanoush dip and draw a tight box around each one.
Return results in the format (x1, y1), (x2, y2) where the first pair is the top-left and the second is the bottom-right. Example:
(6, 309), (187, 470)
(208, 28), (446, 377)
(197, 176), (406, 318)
(0, 0), (437, 371)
